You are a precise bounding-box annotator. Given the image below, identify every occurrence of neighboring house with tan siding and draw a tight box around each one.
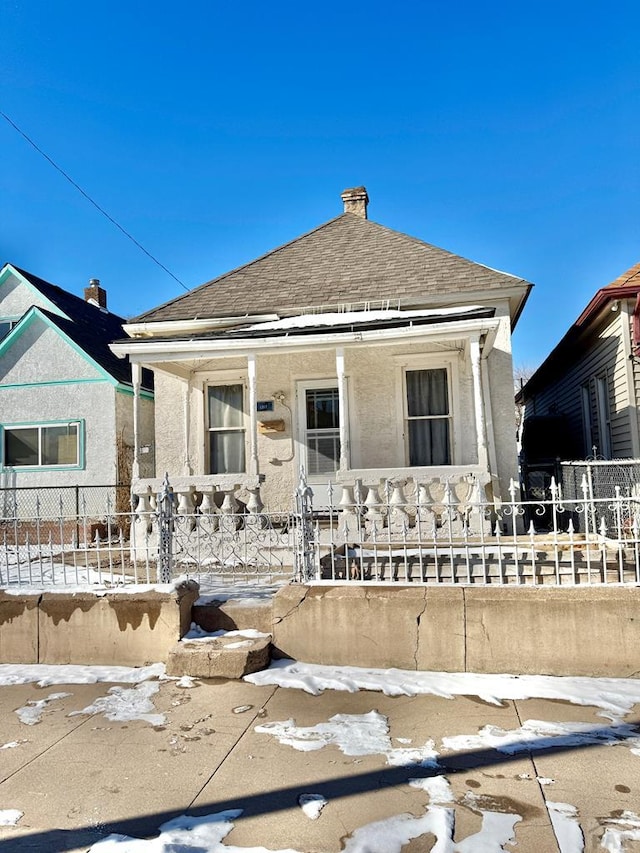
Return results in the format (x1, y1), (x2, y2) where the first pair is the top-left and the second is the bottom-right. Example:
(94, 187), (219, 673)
(0, 264), (154, 503)
(112, 187), (532, 512)
(517, 263), (640, 478)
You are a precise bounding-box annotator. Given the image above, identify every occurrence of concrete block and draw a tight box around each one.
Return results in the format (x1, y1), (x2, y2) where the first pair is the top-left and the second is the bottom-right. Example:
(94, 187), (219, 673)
(193, 598), (274, 634)
(38, 581), (199, 666)
(0, 592), (40, 663)
(272, 585), (431, 669)
(166, 634), (271, 678)
(416, 586), (465, 671)
(464, 586), (640, 676)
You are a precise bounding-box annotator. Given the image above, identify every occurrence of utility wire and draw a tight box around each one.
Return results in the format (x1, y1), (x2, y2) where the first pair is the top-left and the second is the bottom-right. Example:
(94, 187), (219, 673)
(1, 110), (190, 292)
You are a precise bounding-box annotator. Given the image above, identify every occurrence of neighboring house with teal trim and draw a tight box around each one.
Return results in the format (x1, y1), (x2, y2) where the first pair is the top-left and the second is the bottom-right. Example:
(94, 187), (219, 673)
(0, 263), (154, 499)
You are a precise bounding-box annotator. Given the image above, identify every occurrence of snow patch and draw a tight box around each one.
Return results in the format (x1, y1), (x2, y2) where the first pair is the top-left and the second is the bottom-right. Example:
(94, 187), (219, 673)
(245, 660), (640, 720)
(16, 692), (72, 725)
(69, 681), (165, 725)
(0, 662), (165, 688)
(548, 802), (584, 853)
(0, 809), (23, 826)
(255, 711), (439, 767)
(298, 793), (326, 820)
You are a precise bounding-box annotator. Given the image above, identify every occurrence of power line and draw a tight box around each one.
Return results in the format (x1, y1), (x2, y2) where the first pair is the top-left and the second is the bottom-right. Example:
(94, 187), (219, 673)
(1, 110), (190, 292)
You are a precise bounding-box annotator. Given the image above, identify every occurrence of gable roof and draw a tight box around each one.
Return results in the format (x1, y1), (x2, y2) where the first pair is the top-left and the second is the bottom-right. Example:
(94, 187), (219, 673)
(134, 213), (531, 324)
(517, 261), (640, 402)
(1, 265), (153, 391)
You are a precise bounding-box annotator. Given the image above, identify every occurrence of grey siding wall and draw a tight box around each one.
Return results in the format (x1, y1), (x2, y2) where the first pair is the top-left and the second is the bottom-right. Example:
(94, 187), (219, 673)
(524, 311), (633, 459)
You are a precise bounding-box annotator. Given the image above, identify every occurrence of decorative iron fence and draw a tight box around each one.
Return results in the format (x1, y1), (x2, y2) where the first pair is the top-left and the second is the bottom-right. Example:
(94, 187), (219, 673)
(2, 472), (640, 588)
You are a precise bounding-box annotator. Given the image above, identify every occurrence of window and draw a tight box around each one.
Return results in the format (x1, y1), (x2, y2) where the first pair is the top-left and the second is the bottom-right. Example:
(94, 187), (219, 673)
(596, 374), (612, 458)
(3, 422), (81, 468)
(581, 383), (593, 455)
(0, 320), (17, 340)
(304, 387), (340, 476)
(207, 383), (245, 474)
(404, 368), (451, 465)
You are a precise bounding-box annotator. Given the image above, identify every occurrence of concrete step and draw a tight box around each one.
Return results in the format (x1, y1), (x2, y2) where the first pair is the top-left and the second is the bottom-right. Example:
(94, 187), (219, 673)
(166, 631), (271, 679)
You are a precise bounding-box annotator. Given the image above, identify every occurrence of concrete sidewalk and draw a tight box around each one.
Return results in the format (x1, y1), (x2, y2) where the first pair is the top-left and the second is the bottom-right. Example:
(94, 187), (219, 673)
(0, 674), (637, 851)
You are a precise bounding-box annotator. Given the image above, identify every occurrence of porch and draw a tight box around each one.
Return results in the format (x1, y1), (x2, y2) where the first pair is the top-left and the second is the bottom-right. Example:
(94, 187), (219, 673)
(121, 306), (513, 515)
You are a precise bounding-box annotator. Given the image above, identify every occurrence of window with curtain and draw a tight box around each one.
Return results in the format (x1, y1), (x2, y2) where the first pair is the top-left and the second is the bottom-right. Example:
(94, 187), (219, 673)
(207, 384), (246, 474)
(405, 368), (451, 465)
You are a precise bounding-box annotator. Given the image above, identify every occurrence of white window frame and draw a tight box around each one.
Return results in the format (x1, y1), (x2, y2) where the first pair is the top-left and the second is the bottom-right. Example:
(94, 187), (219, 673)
(394, 354), (460, 467)
(1, 420), (84, 471)
(204, 375), (248, 475)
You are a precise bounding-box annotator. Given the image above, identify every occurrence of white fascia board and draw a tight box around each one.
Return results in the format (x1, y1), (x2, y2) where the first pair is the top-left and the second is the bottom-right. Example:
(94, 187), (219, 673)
(111, 316), (501, 363)
(122, 314), (280, 338)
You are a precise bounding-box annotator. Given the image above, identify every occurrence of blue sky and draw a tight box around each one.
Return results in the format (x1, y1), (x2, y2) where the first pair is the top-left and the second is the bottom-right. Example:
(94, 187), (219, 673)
(1, 1), (638, 369)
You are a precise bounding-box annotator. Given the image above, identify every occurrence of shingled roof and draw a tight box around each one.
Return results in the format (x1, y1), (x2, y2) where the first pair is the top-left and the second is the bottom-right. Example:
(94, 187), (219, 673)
(134, 213), (530, 323)
(5, 265), (153, 391)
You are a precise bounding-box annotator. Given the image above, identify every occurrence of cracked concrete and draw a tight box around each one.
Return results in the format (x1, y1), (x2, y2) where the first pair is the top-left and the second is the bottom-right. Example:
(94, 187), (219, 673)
(267, 584), (640, 676)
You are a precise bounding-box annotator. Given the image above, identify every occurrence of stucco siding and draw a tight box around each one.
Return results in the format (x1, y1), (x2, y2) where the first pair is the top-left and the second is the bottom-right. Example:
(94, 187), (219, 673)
(0, 383), (117, 487)
(0, 319), (103, 385)
(0, 272), (64, 320)
(153, 337), (512, 510)
(115, 391), (155, 482)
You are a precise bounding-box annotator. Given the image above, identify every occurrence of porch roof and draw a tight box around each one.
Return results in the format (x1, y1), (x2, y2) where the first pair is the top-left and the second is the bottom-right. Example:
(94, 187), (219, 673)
(118, 305), (496, 346)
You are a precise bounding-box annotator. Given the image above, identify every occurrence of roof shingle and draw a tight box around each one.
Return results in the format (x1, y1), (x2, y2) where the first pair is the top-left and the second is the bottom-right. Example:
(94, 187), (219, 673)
(134, 213), (530, 323)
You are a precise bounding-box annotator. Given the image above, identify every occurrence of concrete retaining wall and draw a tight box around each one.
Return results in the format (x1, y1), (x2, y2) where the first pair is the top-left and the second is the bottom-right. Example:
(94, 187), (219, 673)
(2, 582), (639, 676)
(270, 585), (640, 677)
(0, 582), (199, 666)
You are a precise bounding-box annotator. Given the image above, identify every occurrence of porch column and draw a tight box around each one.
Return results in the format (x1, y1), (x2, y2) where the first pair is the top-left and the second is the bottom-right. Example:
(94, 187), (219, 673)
(247, 353), (259, 476)
(131, 362), (141, 481)
(470, 337), (489, 471)
(182, 377), (192, 475)
(336, 347), (350, 471)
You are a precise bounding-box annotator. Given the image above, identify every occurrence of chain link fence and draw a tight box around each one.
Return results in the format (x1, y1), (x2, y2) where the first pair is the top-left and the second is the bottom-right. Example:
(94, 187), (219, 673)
(0, 485), (133, 519)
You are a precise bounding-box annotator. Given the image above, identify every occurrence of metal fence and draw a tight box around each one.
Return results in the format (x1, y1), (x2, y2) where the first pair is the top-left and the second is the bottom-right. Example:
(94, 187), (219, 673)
(307, 475), (640, 586)
(2, 472), (640, 588)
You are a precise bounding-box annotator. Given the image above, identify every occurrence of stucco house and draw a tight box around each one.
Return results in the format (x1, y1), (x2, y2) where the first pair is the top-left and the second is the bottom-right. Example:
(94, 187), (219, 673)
(112, 188), (532, 515)
(0, 263), (154, 510)
(517, 263), (640, 481)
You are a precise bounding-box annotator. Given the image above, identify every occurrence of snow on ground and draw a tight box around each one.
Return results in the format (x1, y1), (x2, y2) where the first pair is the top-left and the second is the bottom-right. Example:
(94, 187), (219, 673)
(441, 719), (640, 756)
(547, 803), (585, 853)
(1, 659), (639, 849)
(297, 793), (327, 820)
(245, 659), (640, 721)
(15, 691), (72, 725)
(181, 624), (271, 642)
(600, 811), (640, 851)
(68, 681), (165, 726)
(255, 710), (439, 768)
(0, 809), (23, 826)
(0, 662), (164, 687)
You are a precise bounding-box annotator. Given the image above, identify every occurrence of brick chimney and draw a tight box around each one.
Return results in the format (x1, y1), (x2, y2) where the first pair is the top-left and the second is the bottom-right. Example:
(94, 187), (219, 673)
(84, 278), (107, 309)
(341, 186), (369, 219)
